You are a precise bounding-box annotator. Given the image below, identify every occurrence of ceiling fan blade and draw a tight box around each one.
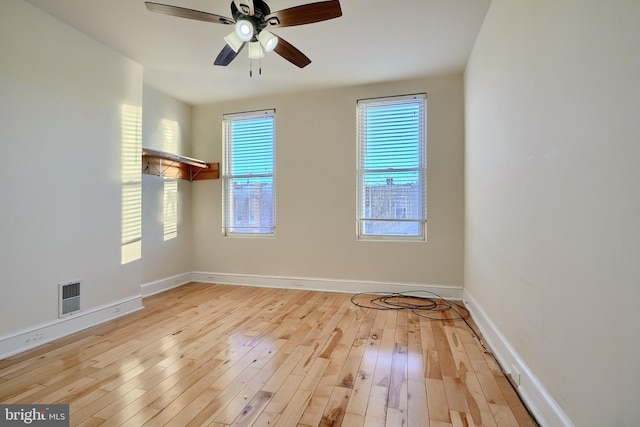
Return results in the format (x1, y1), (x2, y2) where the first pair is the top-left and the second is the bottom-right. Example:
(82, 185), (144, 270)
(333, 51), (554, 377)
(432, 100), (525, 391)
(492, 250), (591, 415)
(233, 0), (255, 16)
(214, 43), (245, 66)
(145, 2), (234, 25)
(272, 35), (311, 68)
(265, 0), (342, 27)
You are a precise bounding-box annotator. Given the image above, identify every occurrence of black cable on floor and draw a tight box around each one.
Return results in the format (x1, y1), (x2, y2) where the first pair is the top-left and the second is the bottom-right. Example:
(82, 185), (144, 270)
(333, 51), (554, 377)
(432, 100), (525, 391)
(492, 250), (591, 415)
(350, 290), (471, 321)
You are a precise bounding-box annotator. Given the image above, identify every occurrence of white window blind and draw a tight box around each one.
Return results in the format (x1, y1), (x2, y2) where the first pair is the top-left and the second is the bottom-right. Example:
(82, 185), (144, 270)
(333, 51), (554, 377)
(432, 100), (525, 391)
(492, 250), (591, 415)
(357, 94), (427, 239)
(223, 109), (275, 236)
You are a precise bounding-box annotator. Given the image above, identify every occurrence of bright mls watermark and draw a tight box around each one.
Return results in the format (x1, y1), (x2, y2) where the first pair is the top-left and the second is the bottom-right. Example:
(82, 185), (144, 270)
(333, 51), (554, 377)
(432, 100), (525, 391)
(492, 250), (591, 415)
(0, 405), (68, 426)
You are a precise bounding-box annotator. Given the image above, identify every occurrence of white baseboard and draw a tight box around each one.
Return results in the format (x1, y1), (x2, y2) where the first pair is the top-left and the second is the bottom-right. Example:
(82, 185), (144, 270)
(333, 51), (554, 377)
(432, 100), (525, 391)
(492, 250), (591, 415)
(463, 289), (574, 427)
(141, 272), (192, 297)
(190, 271), (464, 300)
(0, 295), (143, 360)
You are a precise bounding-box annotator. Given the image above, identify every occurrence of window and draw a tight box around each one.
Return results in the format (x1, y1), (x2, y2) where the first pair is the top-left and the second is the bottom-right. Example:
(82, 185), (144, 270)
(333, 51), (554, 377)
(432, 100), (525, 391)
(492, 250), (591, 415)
(357, 94), (427, 240)
(223, 109), (275, 236)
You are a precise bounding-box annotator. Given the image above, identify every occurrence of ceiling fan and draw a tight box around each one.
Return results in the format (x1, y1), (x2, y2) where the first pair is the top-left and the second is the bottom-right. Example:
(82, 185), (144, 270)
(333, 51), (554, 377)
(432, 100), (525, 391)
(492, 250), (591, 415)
(144, 0), (342, 68)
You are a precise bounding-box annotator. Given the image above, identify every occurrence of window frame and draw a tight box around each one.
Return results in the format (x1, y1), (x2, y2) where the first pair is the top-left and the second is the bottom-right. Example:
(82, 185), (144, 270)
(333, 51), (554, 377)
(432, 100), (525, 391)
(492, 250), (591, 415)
(356, 94), (427, 241)
(222, 109), (276, 237)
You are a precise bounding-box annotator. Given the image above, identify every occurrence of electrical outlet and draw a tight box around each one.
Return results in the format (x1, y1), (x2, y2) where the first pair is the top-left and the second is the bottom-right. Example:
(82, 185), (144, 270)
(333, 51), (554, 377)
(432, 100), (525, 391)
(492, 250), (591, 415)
(26, 333), (45, 344)
(511, 365), (521, 386)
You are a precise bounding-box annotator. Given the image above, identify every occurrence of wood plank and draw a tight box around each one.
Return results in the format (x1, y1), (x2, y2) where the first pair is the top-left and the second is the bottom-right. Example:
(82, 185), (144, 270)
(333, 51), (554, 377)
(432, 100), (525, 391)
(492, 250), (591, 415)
(336, 355), (361, 389)
(387, 342), (408, 414)
(345, 310), (385, 417)
(443, 376), (471, 414)
(265, 373), (305, 415)
(342, 412), (365, 427)
(119, 406), (161, 427)
(476, 372), (508, 406)
(408, 378), (429, 427)
(407, 312), (429, 427)
(489, 402), (521, 427)
(228, 390), (273, 427)
(261, 345), (309, 393)
(318, 385), (351, 427)
(431, 319), (458, 378)
(450, 410), (476, 427)
(213, 351), (290, 425)
(273, 388), (312, 426)
(457, 362), (498, 427)
(93, 388), (147, 420)
(163, 338), (286, 425)
(298, 303), (363, 427)
(494, 375), (538, 427)
(426, 377), (451, 424)
(362, 385), (388, 427)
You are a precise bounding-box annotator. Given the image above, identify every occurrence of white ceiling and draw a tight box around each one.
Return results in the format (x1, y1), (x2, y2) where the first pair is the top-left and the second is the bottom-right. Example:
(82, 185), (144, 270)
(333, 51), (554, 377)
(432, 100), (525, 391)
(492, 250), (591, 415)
(25, 0), (490, 105)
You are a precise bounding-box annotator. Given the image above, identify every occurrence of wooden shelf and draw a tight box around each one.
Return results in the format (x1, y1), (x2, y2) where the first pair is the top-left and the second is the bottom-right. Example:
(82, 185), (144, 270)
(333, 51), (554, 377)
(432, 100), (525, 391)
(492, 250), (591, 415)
(142, 147), (219, 181)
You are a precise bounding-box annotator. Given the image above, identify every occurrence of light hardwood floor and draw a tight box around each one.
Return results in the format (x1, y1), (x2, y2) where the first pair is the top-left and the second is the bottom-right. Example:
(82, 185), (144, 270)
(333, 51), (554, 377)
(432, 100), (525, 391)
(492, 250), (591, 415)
(0, 283), (537, 426)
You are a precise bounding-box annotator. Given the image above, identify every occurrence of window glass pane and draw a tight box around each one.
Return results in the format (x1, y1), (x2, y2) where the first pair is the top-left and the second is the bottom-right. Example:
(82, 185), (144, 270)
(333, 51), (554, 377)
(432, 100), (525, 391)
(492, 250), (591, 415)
(362, 220), (422, 237)
(363, 171), (423, 220)
(363, 104), (423, 170)
(227, 177), (274, 233)
(228, 120), (274, 175)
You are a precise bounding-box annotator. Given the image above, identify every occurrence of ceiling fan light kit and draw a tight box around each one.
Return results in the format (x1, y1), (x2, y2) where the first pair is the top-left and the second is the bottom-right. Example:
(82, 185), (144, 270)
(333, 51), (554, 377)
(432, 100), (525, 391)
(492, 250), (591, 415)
(234, 19), (254, 41)
(248, 41), (265, 59)
(258, 30), (278, 52)
(145, 0), (342, 69)
(223, 30), (244, 52)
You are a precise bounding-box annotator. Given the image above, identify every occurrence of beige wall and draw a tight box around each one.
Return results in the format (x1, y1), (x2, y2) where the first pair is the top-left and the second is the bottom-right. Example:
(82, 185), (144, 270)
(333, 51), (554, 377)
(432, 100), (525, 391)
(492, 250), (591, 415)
(191, 75), (465, 288)
(141, 84), (193, 285)
(465, 0), (640, 425)
(0, 1), (143, 335)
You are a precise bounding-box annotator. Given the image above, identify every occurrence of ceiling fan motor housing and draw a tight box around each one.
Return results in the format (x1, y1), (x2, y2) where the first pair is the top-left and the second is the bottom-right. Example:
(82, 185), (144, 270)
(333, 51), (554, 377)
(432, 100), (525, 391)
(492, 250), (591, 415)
(231, 0), (272, 41)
